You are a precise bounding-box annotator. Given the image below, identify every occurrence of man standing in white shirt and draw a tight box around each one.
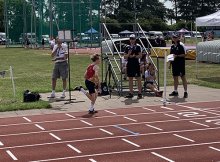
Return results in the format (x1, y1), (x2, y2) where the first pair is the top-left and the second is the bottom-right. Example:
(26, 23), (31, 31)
(49, 38), (68, 98)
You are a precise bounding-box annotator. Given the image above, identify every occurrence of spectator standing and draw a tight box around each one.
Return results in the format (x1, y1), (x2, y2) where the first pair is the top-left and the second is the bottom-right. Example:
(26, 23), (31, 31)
(124, 34), (143, 99)
(48, 38), (68, 99)
(169, 34), (188, 98)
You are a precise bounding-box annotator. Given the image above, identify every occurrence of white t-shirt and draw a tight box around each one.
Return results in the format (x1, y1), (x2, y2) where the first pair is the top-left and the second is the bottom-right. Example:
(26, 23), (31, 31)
(145, 70), (155, 82)
(52, 44), (67, 63)
(121, 57), (127, 65)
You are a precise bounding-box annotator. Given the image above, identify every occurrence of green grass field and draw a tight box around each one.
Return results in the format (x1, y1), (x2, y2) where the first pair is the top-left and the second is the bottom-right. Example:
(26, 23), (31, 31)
(0, 48), (219, 112)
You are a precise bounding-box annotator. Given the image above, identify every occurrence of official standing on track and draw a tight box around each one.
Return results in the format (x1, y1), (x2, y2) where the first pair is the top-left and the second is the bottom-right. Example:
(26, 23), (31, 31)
(169, 34), (188, 98)
(124, 34), (143, 99)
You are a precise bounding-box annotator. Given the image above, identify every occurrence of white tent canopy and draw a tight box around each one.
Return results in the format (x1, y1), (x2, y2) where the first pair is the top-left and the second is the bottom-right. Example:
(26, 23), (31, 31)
(196, 10), (220, 27)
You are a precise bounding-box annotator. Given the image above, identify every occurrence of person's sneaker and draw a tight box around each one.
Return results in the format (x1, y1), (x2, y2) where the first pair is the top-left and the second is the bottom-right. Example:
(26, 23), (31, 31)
(88, 110), (98, 114)
(47, 93), (55, 98)
(125, 93), (134, 98)
(184, 92), (188, 98)
(137, 93), (143, 99)
(169, 91), (179, 96)
(60, 93), (66, 98)
(73, 86), (83, 91)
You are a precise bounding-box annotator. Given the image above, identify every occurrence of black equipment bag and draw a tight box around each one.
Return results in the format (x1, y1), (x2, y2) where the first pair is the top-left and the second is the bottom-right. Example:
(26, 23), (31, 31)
(23, 90), (41, 102)
(100, 82), (109, 96)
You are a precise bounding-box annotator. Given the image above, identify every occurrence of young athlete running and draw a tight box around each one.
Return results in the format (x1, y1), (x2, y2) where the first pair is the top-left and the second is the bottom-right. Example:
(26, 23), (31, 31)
(74, 54), (100, 114)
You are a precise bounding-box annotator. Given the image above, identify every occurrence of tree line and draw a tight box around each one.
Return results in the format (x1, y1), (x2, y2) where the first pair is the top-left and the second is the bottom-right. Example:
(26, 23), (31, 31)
(0, 0), (219, 34)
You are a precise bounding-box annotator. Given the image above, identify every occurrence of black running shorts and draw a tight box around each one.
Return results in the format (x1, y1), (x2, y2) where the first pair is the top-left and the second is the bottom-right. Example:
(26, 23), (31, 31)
(85, 80), (96, 94)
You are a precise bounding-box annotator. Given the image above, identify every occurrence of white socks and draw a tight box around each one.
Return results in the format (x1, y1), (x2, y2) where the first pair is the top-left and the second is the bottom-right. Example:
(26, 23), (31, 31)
(80, 88), (87, 95)
(89, 103), (94, 111)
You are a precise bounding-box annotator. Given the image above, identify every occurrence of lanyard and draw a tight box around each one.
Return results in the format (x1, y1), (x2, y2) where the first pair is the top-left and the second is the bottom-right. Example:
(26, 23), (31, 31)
(56, 48), (60, 57)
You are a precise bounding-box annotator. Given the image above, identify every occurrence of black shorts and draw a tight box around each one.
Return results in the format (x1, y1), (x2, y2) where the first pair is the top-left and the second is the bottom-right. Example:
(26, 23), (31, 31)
(127, 63), (141, 78)
(172, 63), (185, 77)
(85, 80), (96, 94)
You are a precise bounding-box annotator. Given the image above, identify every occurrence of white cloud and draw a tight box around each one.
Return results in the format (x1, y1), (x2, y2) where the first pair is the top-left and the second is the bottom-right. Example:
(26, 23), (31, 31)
(159, 0), (173, 9)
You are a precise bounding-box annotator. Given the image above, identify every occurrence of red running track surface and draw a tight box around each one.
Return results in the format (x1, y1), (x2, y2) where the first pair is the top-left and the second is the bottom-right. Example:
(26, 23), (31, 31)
(0, 100), (220, 162)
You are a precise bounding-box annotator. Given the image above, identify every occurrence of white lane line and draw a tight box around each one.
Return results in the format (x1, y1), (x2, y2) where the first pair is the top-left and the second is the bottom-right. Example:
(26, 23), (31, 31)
(161, 106), (174, 111)
(123, 116), (137, 122)
(189, 121), (209, 127)
(0, 141), (4, 146)
(35, 124), (45, 130)
(99, 128), (114, 135)
(122, 138), (140, 147)
(209, 146), (220, 152)
(104, 110), (117, 115)
(164, 114), (180, 119)
(173, 134), (195, 142)
(28, 141), (220, 162)
(65, 113), (76, 119)
(200, 110), (220, 116)
(142, 107), (156, 112)
(178, 104), (220, 116)
(89, 159), (97, 162)
(6, 150), (18, 160)
(23, 117), (32, 122)
(4, 126), (220, 151)
(67, 144), (82, 153)
(146, 124), (163, 131)
(0, 109), (215, 128)
(80, 120), (93, 126)
(49, 133), (61, 141)
(1, 115), (220, 138)
(151, 152), (174, 162)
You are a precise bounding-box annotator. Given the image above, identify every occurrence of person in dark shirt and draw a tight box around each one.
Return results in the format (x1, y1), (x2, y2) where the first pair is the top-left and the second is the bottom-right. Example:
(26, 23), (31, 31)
(169, 34), (188, 98)
(124, 34), (143, 99)
(41, 38), (45, 49)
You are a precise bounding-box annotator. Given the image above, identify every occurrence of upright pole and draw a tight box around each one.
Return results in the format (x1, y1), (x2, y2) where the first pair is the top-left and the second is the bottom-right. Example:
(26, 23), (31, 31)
(90, 0), (92, 48)
(79, 2), (82, 47)
(10, 66), (16, 98)
(72, 0), (75, 38)
(39, 0), (43, 41)
(4, 0), (9, 47)
(23, 0), (27, 47)
(104, 0), (107, 24)
(196, 25), (198, 79)
(49, 0), (53, 38)
(133, 0), (137, 32)
(3, 0), (7, 46)
(33, 0), (37, 47)
(31, 0), (34, 48)
(67, 42), (72, 101)
(162, 52), (169, 106)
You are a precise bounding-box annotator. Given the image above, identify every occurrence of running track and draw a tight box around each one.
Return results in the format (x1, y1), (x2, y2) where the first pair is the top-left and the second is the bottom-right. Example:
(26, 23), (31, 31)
(1, 101), (220, 162)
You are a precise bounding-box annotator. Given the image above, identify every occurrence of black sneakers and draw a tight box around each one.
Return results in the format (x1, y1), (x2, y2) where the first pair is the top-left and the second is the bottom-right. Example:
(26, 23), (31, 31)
(125, 93), (134, 98)
(137, 93), (143, 99)
(88, 110), (98, 114)
(184, 92), (188, 98)
(169, 91), (179, 96)
(73, 86), (83, 91)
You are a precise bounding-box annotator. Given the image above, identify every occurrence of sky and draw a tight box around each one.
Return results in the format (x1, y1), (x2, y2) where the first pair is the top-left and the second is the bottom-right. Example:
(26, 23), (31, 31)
(159, 0), (173, 9)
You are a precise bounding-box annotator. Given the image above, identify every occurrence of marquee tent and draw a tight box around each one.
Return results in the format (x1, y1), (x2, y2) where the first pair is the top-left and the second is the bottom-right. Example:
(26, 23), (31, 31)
(196, 10), (220, 27)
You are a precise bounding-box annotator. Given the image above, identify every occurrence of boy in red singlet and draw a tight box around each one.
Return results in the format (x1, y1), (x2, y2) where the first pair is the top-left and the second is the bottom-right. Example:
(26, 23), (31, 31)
(74, 54), (100, 114)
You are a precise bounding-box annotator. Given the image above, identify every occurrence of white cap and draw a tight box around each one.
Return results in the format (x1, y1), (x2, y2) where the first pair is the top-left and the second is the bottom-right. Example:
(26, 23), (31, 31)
(129, 34), (136, 39)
